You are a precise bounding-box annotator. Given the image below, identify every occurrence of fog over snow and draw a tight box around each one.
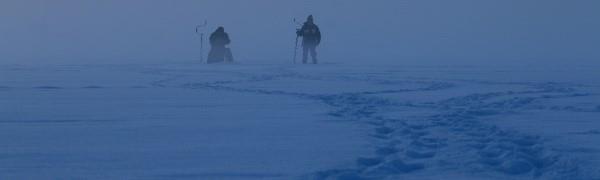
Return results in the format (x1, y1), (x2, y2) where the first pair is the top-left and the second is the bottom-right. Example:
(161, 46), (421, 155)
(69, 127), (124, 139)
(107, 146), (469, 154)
(3, 1), (600, 180)
(1, 0), (599, 66)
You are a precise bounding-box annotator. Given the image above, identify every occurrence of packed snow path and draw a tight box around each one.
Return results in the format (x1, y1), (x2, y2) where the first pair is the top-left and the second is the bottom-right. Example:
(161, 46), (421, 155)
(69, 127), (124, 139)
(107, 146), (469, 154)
(1, 64), (599, 179)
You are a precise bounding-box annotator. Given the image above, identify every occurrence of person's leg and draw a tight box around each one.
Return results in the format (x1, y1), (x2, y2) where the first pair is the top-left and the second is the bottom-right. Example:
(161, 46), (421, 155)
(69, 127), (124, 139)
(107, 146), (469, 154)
(207, 47), (217, 64)
(310, 46), (318, 64)
(225, 48), (234, 62)
(216, 47), (226, 63)
(302, 46), (309, 64)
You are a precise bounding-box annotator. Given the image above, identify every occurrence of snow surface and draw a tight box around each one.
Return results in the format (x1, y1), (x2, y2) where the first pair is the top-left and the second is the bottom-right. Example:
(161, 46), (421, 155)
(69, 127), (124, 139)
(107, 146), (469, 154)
(1, 63), (600, 179)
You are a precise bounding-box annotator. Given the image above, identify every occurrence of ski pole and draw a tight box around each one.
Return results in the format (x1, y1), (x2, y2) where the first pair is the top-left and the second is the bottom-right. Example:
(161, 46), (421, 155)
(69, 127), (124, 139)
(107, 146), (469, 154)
(294, 35), (299, 64)
(196, 20), (208, 63)
(293, 18), (303, 64)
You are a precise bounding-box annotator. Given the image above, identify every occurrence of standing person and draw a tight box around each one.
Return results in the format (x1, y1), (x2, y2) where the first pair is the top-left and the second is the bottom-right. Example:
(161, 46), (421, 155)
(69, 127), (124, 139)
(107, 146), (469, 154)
(296, 15), (321, 64)
(207, 27), (234, 64)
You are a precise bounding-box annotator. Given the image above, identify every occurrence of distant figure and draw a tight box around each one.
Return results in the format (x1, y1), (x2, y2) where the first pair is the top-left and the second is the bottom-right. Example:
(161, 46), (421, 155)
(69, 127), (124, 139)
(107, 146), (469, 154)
(207, 27), (234, 64)
(296, 15), (321, 64)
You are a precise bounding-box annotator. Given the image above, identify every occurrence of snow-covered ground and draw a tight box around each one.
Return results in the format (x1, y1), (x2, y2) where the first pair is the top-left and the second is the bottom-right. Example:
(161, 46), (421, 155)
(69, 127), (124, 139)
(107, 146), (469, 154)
(1, 63), (599, 179)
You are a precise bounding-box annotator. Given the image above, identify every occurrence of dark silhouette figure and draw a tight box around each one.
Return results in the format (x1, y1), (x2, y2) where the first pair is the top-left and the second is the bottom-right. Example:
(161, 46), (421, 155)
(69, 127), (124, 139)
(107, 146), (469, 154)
(207, 27), (234, 64)
(296, 15), (321, 64)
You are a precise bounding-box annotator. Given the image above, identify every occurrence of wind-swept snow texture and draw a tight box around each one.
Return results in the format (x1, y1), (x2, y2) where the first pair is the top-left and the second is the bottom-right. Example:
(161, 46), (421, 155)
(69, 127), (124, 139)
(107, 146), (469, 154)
(1, 63), (600, 180)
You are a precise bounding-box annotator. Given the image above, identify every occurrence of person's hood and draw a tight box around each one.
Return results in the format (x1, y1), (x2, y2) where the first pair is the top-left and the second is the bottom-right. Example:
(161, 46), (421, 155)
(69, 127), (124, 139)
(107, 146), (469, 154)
(215, 27), (225, 33)
(307, 15), (314, 24)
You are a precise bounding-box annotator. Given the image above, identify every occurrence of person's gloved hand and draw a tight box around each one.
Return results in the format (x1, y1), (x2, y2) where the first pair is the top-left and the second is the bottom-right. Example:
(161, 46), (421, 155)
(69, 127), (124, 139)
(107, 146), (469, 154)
(296, 29), (302, 36)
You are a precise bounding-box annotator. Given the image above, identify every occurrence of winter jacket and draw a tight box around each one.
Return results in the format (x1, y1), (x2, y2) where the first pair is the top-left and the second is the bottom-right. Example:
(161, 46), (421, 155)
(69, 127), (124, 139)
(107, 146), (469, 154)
(210, 30), (231, 47)
(297, 23), (321, 47)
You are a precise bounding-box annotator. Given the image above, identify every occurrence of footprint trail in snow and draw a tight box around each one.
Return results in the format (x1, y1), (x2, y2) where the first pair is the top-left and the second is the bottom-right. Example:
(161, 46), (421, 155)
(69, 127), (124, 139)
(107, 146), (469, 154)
(152, 65), (600, 180)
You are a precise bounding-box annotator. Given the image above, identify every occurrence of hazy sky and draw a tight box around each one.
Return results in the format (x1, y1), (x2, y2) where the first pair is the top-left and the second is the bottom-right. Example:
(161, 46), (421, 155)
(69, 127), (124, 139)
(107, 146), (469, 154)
(1, 0), (599, 65)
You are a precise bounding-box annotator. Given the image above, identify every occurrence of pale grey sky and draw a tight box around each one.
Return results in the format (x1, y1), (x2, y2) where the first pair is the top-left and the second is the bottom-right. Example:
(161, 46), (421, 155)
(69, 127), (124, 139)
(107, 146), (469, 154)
(1, 0), (599, 65)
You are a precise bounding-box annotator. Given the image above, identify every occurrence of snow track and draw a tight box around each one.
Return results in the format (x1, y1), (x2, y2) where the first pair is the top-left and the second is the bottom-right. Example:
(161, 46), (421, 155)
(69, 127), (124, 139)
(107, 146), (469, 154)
(2, 64), (599, 179)
(150, 65), (600, 180)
